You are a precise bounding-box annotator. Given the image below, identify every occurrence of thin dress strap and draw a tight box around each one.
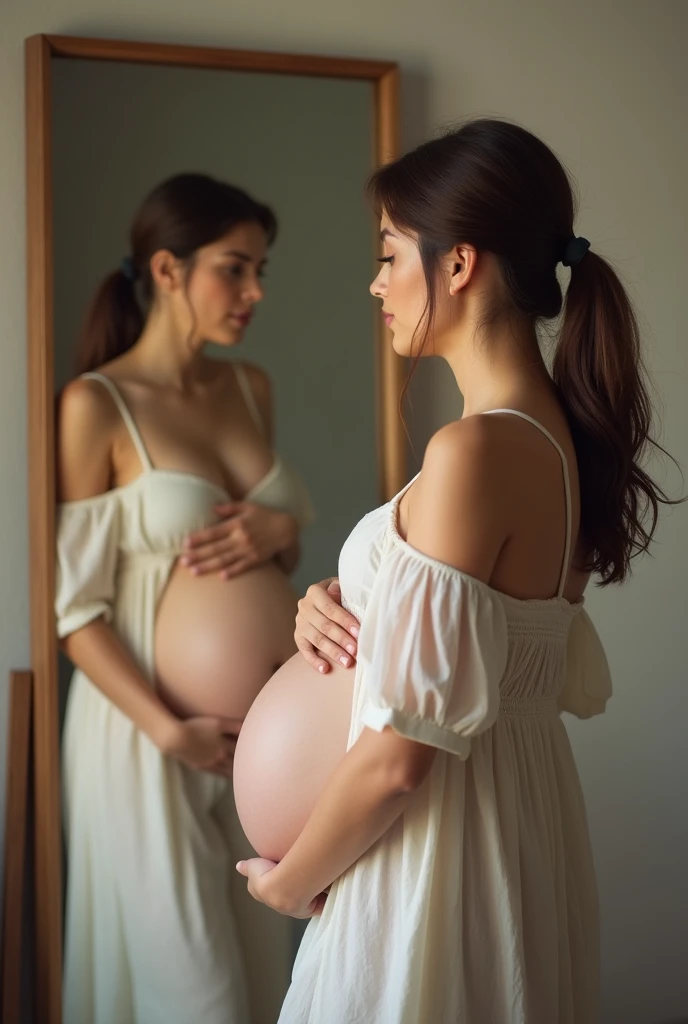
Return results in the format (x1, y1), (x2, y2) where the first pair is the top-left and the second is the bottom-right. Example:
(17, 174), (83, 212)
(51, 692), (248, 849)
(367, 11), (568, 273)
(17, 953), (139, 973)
(80, 372), (153, 472)
(482, 408), (572, 598)
(234, 362), (265, 438)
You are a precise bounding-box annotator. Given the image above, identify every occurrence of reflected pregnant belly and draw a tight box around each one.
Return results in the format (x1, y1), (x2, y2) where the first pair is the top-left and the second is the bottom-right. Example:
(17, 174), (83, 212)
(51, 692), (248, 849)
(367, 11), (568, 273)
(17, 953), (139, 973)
(233, 653), (355, 861)
(154, 560), (298, 721)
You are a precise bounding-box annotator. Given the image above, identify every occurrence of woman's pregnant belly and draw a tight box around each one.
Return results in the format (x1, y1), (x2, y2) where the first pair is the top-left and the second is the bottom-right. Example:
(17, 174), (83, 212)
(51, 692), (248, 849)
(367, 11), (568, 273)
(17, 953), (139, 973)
(233, 653), (354, 861)
(154, 560), (298, 721)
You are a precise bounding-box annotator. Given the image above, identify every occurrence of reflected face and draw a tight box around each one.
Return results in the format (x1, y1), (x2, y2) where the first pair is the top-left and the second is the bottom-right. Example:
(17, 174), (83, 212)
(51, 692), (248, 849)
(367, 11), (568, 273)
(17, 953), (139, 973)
(369, 214), (429, 358)
(184, 221), (269, 346)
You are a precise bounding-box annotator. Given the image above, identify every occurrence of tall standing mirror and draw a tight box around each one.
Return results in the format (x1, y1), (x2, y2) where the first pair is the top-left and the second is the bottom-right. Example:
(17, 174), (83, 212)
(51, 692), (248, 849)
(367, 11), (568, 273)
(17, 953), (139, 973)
(26, 34), (402, 1024)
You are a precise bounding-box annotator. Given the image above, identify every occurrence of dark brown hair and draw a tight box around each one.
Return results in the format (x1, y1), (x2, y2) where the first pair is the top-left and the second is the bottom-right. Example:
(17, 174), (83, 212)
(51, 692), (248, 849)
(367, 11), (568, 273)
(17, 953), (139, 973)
(75, 173), (277, 376)
(368, 118), (678, 585)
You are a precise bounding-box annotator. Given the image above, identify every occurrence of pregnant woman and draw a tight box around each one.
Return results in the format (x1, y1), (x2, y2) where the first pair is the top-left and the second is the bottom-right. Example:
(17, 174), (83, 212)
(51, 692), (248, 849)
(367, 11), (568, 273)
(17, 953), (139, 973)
(235, 120), (677, 1023)
(55, 173), (313, 1024)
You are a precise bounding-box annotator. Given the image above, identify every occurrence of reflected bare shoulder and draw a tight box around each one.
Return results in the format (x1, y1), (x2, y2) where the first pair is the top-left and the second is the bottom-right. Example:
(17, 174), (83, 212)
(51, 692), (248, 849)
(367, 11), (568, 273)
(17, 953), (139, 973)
(56, 377), (118, 502)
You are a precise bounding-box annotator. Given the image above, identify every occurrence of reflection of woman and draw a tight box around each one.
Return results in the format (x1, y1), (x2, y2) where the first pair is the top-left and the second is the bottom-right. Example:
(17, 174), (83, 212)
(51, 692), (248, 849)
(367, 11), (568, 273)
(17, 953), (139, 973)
(55, 174), (313, 1024)
(237, 121), (676, 1022)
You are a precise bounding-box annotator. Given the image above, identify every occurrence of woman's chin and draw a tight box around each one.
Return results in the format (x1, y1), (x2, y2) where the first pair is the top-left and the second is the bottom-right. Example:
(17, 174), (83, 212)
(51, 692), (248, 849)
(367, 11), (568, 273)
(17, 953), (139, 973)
(209, 330), (243, 347)
(391, 332), (411, 357)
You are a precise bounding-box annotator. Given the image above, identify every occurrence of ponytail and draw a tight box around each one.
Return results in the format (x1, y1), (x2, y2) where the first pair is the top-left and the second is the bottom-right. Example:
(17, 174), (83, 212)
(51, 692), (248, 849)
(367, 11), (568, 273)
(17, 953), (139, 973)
(554, 251), (677, 584)
(74, 267), (144, 376)
(369, 119), (682, 586)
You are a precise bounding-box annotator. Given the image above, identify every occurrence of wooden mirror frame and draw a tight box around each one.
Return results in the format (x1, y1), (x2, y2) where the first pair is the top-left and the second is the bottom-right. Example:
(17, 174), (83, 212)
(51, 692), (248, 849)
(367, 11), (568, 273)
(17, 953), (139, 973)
(25, 33), (403, 1024)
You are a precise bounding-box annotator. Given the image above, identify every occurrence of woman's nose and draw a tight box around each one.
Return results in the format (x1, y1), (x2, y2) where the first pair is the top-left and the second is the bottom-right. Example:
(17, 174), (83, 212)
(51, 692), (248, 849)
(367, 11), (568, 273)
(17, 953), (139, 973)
(246, 278), (264, 303)
(369, 269), (386, 298)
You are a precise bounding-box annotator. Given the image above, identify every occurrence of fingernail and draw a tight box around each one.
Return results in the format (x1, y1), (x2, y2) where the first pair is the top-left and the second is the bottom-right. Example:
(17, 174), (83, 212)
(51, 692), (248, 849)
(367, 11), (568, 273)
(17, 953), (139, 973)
(339, 656), (350, 667)
(345, 643), (356, 655)
(236, 861), (245, 872)
(191, 567), (200, 575)
(318, 664), (326, 674)
(349, 626), (359, 638)
(180, 556), (190, 566)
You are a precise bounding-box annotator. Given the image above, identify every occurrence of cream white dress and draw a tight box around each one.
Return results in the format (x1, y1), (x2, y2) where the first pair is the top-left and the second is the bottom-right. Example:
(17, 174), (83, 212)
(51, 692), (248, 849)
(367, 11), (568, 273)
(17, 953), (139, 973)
(278, 410), (611, 1024)
(56, 369), (314, 1024)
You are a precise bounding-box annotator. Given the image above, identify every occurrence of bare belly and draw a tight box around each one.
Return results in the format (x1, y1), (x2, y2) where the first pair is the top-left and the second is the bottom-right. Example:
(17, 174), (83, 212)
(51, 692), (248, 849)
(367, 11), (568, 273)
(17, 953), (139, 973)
(233, 653), (354, 861)
(154, 561), (298, 720)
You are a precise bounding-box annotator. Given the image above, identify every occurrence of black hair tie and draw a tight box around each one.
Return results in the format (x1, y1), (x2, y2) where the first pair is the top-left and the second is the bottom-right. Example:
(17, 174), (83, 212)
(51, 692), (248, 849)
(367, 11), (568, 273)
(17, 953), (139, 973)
(120, 256), (138, 282)
(561, 236), (591, 268)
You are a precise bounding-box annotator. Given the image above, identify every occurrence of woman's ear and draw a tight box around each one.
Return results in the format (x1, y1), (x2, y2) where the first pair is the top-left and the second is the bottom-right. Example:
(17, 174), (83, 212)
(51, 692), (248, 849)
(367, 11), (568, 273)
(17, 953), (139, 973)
(448, 245), (477, 296)
(149, 249), (184, 294)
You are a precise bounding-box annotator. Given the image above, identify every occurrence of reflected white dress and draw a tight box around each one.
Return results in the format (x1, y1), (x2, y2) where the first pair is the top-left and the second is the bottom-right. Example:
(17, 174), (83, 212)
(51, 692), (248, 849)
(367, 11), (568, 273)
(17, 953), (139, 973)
(56, 369), (314, 1024)
(278, 410), (611, 1024)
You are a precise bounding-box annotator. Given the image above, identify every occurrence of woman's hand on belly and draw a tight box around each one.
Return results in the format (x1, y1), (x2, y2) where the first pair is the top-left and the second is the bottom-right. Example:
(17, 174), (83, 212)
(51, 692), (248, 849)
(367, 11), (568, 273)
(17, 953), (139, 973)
(181, 502), (298, 579)
(160, 715), (244, 776)
(295, 578), (361, 674)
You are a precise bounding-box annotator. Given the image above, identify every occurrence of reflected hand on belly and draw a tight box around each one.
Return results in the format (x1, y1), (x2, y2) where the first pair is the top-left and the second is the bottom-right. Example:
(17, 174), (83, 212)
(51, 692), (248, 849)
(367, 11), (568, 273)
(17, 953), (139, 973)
(160, 714), (244, 776)
(181, 500), (297, 579)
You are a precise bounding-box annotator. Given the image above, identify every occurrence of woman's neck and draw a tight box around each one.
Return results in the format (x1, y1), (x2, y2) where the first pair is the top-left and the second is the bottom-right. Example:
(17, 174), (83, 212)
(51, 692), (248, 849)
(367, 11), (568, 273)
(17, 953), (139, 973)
(443, 319), (552, 417)
(126, 308), (210, 391)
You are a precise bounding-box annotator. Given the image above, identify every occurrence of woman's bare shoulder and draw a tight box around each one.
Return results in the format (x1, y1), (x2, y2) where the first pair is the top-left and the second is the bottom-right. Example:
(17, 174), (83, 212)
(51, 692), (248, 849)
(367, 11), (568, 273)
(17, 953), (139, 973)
(56, 378), (118, 501)
(407, 417), (511, 578)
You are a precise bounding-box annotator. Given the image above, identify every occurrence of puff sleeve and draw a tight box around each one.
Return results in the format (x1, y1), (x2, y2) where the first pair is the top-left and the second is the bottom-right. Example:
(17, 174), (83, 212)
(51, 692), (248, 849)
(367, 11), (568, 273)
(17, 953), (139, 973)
(55, 494), (121, 639)
(357, 542), (508, 757)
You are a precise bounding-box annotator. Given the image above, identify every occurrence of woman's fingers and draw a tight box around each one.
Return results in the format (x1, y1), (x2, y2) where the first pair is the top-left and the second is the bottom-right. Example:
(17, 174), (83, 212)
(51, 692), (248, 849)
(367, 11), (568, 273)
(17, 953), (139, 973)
(182, 544), (247, 577)
(181, 538), (239, 567)
(296, 617), (355, 668)
(308, 584), (360, 638)
(294, 635), (331, 675)
(184, 522), (231, 549)
(221, 558), (254, 580)
(297, 600), (358, 657)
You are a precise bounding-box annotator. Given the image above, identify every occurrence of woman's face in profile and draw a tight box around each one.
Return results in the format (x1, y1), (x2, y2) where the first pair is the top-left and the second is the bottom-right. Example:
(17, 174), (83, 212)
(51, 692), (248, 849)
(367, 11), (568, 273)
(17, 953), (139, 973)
(369, 214), (430, 358)
(369, 213), (459, 360)
(185, 221), (269, 346)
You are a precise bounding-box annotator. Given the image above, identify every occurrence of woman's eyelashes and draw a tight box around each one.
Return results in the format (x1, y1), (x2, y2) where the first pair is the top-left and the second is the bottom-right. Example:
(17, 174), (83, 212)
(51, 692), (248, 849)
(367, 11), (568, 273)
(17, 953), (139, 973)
(221, 263), (267, 280)
(377, 255), (395, 265)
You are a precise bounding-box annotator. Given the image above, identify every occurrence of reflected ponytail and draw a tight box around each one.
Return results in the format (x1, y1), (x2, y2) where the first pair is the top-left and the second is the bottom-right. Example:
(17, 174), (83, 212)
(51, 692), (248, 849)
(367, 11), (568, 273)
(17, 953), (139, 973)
(75, 267), (144, 375)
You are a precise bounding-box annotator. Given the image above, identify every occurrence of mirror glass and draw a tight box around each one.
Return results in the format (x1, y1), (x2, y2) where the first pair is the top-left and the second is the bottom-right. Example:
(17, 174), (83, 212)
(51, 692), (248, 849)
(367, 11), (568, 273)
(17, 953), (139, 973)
(51, 55), (380, 1023)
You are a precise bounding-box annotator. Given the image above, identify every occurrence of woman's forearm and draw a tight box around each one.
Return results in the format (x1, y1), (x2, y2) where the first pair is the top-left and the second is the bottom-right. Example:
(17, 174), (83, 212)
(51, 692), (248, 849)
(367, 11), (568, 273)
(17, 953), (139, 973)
(62, 618), (179, 749)
(263, 729), (416, 913)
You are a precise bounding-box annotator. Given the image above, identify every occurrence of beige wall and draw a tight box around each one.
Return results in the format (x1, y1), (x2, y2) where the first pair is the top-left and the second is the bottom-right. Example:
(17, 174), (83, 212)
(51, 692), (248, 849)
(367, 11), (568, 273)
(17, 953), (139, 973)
(2, 2), (686, 1021)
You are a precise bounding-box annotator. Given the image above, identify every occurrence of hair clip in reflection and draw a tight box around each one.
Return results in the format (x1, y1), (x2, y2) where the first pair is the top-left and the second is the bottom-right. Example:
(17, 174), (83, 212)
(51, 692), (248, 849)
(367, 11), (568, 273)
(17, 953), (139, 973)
(120, 256), (138, 281)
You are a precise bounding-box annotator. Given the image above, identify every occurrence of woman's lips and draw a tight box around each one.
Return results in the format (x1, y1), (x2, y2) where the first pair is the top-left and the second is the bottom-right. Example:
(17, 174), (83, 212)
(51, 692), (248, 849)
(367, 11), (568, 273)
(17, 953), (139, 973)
(231, 313), (253, 327)
(383, 312), (394, 327)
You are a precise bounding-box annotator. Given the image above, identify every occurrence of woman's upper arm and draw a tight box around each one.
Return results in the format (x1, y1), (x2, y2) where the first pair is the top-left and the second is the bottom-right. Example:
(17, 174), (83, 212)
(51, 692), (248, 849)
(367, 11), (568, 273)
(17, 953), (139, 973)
(407, 417), (511, 583)
(56, 378), (117, 502)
